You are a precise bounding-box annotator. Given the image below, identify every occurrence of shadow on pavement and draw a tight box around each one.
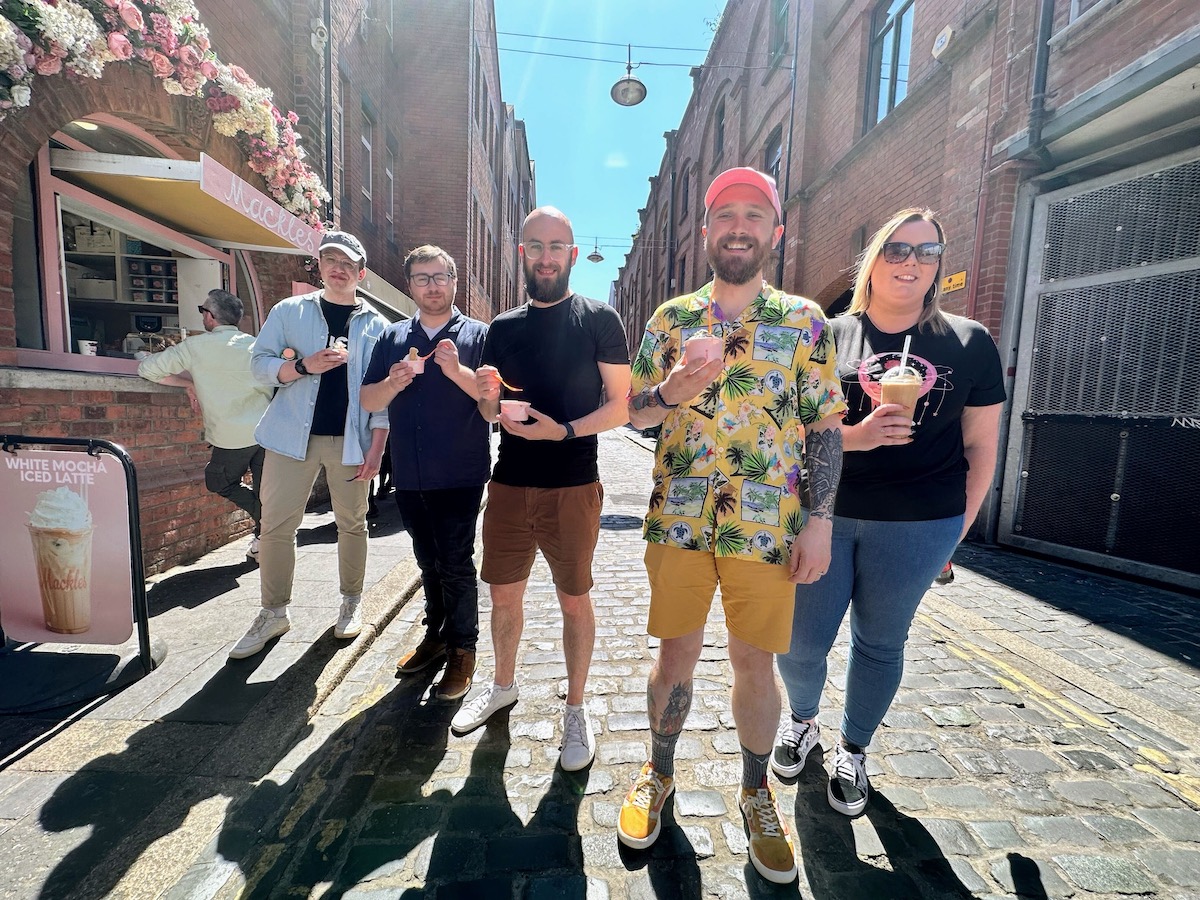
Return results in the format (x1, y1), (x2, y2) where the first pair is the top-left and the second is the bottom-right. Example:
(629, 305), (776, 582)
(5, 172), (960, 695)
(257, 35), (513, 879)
(143, 559), (257, 614)
(956, 544), (1200, 668)
(35, 635), (338, 899)
(793, 778), (1047, 899)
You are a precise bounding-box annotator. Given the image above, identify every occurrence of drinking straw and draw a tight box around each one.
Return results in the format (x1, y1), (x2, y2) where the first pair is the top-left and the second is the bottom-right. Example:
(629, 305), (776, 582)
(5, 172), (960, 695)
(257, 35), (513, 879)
(707, 300), (713, 335)
(899, 335), (912, 371)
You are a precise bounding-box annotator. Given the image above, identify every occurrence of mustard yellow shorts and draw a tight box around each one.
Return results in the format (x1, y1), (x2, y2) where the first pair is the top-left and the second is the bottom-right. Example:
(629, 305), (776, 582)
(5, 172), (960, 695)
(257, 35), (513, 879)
(644, 542), (796, 653)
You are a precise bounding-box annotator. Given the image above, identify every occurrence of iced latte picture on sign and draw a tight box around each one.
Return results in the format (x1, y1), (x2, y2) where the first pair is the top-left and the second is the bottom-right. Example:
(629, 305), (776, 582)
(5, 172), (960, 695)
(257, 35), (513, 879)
(0, 449), (134, 644)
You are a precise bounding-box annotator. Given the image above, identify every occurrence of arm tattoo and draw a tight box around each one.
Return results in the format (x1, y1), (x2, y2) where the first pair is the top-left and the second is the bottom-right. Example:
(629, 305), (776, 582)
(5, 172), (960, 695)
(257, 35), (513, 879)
(630, 387), (654, 411)
(806, 427), (844, 521)
(649, 681), (693, 737)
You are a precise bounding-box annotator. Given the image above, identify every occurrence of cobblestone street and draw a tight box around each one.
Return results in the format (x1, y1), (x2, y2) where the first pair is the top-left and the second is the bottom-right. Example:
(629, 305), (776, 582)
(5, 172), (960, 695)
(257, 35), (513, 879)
(195, 429), (1200, 899)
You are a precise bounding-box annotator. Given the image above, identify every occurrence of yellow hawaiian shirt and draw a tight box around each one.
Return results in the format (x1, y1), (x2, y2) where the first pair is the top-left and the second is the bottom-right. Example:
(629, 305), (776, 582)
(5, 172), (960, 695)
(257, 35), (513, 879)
(631, 282), (846, 566)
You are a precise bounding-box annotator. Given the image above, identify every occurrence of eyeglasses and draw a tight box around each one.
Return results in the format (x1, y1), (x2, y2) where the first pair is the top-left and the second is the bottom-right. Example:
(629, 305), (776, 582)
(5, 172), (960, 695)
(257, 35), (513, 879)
(320, 254), (360, 271)
(521, 241), (575, 260)
(197, 306), (211, 316)
(881, 241), (945, 265)
(409, 272), (455, 287)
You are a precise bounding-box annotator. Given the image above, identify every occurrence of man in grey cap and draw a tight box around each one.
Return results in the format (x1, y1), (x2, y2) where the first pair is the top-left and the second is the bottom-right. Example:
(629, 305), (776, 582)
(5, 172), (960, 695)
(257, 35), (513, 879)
(229, 230), (390, 660)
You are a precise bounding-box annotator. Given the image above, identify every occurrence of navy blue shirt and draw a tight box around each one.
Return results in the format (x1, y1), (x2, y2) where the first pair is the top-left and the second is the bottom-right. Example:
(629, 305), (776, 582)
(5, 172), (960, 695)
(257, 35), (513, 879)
(362, 309), (490, 491)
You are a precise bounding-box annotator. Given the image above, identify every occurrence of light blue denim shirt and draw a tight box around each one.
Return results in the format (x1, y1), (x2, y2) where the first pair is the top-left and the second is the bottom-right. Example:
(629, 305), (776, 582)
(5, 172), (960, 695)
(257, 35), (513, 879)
(252, 290), (389, 464)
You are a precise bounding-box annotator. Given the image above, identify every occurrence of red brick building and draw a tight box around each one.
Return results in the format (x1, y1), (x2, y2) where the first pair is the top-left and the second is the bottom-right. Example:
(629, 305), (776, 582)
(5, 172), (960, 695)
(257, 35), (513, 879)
(0, 0), (533, 574)
(615, 0), (1200, 589)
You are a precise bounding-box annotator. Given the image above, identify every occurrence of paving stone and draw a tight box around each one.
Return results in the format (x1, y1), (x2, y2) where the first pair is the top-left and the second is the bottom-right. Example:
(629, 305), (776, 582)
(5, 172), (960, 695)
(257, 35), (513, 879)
(1053, 854), (1158, 894)
(1131, 807), (1200, 842)
(1001, 749), (1062, 774)
(988, 853), (1075, 897)
(923, 785), (991, 810)
(952, 749), (1005, 775)
(1022, 815), (1104, 848)
(674, 790), (726, 817)
(1049, 779), (1130, 807)
(1134, 848), (1200, 887)
(967, 820), (1024, 850)
(1080, 815), (1154, 844)
(887, 752), (956, 779)
(916, 818), (981, 856)
(1059, 749), (1122, 771)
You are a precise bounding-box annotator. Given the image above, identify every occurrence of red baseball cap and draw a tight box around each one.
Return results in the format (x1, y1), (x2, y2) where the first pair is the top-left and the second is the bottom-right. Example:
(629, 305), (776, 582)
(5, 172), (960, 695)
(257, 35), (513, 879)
(704, 167), (783, 223)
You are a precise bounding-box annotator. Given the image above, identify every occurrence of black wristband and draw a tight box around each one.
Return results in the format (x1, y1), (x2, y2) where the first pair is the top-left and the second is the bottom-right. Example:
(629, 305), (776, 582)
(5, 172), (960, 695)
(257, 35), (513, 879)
(653, 384), (679, 409)
(561, 420), (576, 440)
(294, 356), (309, 376)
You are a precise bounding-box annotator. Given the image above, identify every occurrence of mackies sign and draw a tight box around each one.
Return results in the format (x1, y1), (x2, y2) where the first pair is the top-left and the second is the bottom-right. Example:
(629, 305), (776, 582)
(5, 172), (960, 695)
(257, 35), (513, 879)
(199, 154), (321, 255)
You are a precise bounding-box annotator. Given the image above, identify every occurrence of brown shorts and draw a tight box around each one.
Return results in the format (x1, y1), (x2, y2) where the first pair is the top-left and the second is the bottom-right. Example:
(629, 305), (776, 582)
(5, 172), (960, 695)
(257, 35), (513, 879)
(644, 542), (796, 653)
(481, 481), (604, 596)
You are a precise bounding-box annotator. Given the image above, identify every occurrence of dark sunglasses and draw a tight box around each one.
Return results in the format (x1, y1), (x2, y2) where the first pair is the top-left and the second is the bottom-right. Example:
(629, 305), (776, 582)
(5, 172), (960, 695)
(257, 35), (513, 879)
(881, 241), (945, 264)
(197, 306), (210, 316)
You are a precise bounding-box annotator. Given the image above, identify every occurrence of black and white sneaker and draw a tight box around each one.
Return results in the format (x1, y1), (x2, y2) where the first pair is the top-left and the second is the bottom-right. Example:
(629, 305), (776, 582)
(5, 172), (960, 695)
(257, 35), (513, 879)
(827, 741), (870, 816)
(770, 718), (821, 778)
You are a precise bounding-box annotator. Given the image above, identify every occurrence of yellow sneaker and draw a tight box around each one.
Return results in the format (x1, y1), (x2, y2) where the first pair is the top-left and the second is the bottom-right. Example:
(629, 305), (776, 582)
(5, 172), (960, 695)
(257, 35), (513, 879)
(740, 785), (798, 884)
(617, 762), (674, 849)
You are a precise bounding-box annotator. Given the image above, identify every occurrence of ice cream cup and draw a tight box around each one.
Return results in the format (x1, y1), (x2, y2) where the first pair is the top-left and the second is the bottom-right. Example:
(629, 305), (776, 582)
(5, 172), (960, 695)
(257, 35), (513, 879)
(500, 399), (530, 422)
(406, 357), (425, 375)
(685, 333), (723, 365)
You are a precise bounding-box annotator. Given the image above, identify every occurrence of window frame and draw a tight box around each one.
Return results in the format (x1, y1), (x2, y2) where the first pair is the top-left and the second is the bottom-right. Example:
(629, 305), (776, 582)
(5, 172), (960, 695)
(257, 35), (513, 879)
(769, 0), (789, 61)
(714, 99), (726, 160)
(865, 0), (916, 130)
(384, 145), (395, 242)
(360, 107), (373, 221)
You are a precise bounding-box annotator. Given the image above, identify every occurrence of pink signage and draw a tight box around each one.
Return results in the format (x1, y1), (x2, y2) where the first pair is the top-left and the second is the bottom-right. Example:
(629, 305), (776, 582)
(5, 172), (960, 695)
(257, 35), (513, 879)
(199, 154), (321, 255)
(0, 448), (134, 644)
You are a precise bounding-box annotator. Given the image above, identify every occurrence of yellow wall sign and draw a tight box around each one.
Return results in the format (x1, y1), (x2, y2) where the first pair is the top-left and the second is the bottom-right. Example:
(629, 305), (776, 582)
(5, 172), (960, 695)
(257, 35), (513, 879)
(942, 271), (966, 293)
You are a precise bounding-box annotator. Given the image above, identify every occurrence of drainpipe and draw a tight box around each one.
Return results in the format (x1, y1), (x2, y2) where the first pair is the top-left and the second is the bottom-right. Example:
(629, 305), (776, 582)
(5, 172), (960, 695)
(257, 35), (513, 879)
(665, 131), (678, 301)
(774, 0), (803, 288)
(1027, 0), (1056, 169)
(323, 0), (334, 223)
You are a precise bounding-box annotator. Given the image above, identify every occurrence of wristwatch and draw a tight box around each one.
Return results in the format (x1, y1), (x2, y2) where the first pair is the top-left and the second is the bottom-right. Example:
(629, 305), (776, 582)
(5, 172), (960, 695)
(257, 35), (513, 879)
(652, 384), (679, 409)
(294, 356), (310, 376)
(561, 420), (576, 440)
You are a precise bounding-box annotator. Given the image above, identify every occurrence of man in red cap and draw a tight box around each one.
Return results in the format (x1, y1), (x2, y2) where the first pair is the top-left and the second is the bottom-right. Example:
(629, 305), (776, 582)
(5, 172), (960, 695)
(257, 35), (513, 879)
(618, 167), (846, 884)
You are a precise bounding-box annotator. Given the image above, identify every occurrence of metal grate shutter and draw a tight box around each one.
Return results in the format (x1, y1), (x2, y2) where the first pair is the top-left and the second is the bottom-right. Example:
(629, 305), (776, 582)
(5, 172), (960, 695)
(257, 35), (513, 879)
(1002, 148), (1200, 589)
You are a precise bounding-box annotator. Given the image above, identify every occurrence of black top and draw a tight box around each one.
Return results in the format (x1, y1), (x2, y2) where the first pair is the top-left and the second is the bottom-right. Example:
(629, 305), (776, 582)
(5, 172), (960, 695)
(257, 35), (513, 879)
(310, 299), (356, 436)
(481, 294), (629, 487)
(362, 310), (491, 490)
(832, 312), (1006, 521)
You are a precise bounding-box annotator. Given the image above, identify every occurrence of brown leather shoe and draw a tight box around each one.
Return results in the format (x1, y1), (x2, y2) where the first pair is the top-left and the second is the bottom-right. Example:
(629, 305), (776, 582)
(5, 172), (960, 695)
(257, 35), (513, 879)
(435, 648), (475, 701)
(396, 636), (446, 674)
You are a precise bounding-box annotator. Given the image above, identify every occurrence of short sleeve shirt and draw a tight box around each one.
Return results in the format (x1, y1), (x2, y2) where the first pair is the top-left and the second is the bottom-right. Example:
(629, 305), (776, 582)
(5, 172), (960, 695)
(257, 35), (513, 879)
(631, 282), (846, 566)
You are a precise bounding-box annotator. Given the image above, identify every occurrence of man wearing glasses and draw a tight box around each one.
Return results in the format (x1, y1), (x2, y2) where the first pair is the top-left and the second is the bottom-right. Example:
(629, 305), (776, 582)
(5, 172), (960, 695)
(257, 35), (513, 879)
(138, 289), (273, 561)
(231, 231), (390, 660)
(360, 245), (490, 701)
(452, 207), (631, 775)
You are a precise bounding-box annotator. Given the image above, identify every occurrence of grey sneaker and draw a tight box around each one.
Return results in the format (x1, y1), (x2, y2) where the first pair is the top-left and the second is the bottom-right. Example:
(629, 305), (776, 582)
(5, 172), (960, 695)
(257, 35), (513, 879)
(246, 536), (260, 562)
(229, 608), (290, 659)
(771, 718), (821, 778)
(451, 680), (519, 734)
(559, 704), (596, 771)
(334, 594), (362, 639)
(827, 741), (870, 816)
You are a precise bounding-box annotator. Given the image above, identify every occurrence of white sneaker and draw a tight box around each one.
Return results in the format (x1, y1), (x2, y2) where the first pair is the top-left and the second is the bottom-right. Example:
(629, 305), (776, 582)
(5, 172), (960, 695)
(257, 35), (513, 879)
(559, 704), (596, 771)
(334, 594), (362, 639)
(771, 717), (821, 778)
(246, 536), (260, 561)
(451, 680), (519, 735)
(229, 608), (290, 659)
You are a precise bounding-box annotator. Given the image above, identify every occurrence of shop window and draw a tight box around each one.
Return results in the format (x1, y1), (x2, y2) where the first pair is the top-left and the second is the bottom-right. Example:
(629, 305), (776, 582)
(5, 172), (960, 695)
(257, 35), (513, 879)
(866, 0), (915, 130)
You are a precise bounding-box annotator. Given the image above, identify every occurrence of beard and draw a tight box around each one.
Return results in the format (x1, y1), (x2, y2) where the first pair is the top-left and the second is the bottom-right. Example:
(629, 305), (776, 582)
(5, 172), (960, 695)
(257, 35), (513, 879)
(524, 259), (572, 302)
(708, 239), (773, 286)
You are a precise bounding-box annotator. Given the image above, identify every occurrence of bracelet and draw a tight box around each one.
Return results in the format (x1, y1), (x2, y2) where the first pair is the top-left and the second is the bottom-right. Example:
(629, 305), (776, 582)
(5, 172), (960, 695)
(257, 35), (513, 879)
(561, 420), (576, 440)
(653, 384), (679, 409)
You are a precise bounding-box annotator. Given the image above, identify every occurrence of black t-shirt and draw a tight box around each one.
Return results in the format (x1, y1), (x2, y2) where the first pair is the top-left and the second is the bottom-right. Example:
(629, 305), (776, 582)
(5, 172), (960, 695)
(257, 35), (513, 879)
(832, 312), (1006, 521)
(310, 299), (356, 436)
(481, 294), (629, 487)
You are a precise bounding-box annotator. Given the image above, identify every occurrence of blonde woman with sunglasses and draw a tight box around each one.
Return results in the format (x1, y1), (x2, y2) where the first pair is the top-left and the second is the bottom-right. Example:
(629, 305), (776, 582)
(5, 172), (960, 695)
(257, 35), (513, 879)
(772, 208), (1005, 817)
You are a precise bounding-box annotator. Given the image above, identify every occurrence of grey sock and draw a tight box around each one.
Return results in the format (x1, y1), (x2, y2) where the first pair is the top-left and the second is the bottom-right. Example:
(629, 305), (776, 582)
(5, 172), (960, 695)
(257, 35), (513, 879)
(741, 745), (770, 790)
(650, 728), (679, 777)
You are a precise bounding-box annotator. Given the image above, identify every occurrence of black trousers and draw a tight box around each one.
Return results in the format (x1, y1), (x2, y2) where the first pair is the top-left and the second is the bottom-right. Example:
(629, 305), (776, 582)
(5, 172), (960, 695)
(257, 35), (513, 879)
(205, 444), (265, 536)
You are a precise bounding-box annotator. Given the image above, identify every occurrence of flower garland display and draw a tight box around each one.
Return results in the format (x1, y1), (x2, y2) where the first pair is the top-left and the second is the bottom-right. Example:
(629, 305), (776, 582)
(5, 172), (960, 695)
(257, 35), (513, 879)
(0, 0), (329, 224)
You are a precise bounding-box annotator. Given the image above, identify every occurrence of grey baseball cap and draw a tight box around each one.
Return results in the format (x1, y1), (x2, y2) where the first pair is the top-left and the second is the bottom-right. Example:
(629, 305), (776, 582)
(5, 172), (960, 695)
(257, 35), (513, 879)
(318, 231), (366, 266)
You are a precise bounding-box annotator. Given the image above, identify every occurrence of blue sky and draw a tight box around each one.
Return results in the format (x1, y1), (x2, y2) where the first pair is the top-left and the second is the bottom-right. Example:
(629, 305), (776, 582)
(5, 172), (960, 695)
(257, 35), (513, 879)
(493, 1), (723, 303)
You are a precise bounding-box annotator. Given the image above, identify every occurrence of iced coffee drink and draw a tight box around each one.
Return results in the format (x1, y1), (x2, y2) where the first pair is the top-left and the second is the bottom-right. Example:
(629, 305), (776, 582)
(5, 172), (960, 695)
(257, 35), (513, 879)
(27, 486), (94, 634)
(880, 365), (923, 416)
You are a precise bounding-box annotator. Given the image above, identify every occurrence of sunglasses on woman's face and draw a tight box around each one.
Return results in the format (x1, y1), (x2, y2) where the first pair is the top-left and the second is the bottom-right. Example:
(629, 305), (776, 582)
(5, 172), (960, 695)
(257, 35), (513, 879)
(881, 241), (945, 264)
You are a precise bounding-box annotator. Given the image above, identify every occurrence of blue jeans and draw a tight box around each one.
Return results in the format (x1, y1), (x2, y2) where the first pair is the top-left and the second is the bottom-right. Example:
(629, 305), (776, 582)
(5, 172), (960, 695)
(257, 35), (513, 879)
(776, 514), (962, 748)
(395, 486), (485, 651)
